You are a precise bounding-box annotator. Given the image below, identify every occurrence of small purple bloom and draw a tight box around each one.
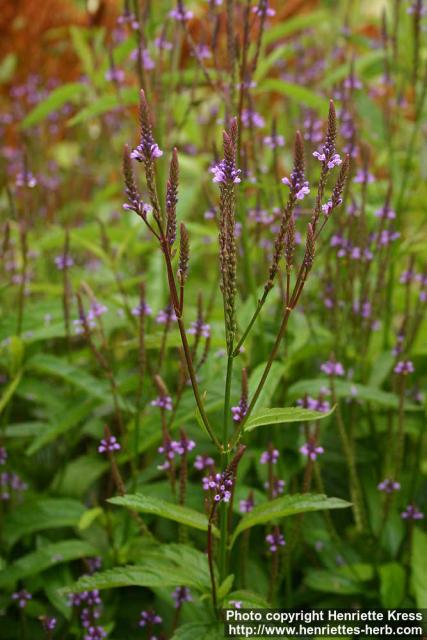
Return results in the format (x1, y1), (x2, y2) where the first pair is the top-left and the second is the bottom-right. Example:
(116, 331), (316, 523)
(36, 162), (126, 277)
(320, 360), (345, 376)
(264, 478), (285, 497)
(263, 134), (285, 149)
(353, 169), (375, 184)
(241, 109), (265, 129)
(265, 531), (286, 553)
(401, 504), (424, 520)
(151, 395), (173, 410)
(169, 7), (193, 20)
(378, 479), (401, 493)
(239, 494), (255, 513)
(202, 471), (234, 502)
(139, 610), (162, 627)
(300, 441), (324, 461)
(105, 68), (125, 83)
(41, 616), (57, 632)
(84, 626), (107, 640)
(131, 302), (152, 316)
(188, 320), (211, 338)
(0, 447), (7, 465)
(230, 600), (242, 608)
(394, 360), (415, 375)
(98, 436), (120, 454)
(171, 434), (196, 456)
(253, 3), (276, 16)
(194, 454), (215, 470)
(156, 306), (177, 324)
(260, 449), (279, 465)
(172, 586), (192, 608)
(54, 255), (74, 270)
(131, 142), (163, 162)
(210, 160), (241, 184)
(12, 590), (32, 608)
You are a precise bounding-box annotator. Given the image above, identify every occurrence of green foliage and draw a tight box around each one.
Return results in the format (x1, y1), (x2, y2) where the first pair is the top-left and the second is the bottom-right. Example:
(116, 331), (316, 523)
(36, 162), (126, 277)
(244, 405), (335, 431)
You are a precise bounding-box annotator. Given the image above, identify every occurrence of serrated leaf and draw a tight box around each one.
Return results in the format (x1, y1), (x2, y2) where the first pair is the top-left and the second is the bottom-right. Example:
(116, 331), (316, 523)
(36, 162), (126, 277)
(4, 498), (85, 546)
(68, 544), (212, 593)
(244, 406), (335, 432)
(0, 540), (97, 587)
(109, 494), (219, 536)
(230, 494), (351, 546)
(21, 83), (88, 129)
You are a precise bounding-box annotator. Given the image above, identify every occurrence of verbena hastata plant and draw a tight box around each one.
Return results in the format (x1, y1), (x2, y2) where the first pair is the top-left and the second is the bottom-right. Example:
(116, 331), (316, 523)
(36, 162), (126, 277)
(1, 1), (427, 638)
(116, 89), (353, 612)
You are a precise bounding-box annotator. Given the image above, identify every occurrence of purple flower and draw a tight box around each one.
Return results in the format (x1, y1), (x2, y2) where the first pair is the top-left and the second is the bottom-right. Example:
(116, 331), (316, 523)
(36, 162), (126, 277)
(171, 434), (196, 456)
(378, 479), (401, 493)
(12, 590), (32, 608)
(264, 478), (285, 497)
(281, 176), (310, 200)
(394, 360), (415, 375)
(253, 3), (276, 17)
(320, 360), (345, 376)
(230, 600), (242, 608)
(15, 171), (37, 188)
(172, 586), (192, 608)
(54, 255), (74, 270)
(313, 150), (342, 169)
(353, 169), (375, 184)
(194, 454), (215, 470)
(202, 471), (234, 502)
(241, 109), (265, 129)
(139, 610), (162, 627)
(41, 617), (57, 632)
(131, 301), (152, 316)
(98, 436), (120, 454)
(239, 494), (255, 513)
(169, 7), (193, 20)
(260, 449), (279, 464)
(87, 557), (102, 573)
(300, 441), (324, 461)
(105, 68), (125, 83)
(263, 134), (285, 149)
(0, 447), (7, 465)
(131, 142), (163, 162)
(194, 44), (211, 59)
(157, 440), (176, 470)
(87, 301), (108, 321)
(401, 504), (424, 520)
(84, 626), (107, 640)
(151, 395), (173, 410)
(154, 37), (173, 51)
(188, 319), (211, 338)
(375, 205), (396, 220)
(156, 306), (177, 324)
(400, 270), (416, 284)
(265, 531), (286, 553)
(210, 160), (241, 184)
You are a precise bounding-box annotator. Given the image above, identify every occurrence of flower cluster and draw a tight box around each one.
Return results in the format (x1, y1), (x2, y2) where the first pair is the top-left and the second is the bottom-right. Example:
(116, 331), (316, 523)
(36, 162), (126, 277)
(300, 441), (324, 460)
(12, 589), (32, 608)
(172, 586), (192, 608)
(202, 470), (234, 502)
(320, 360), (345, 376)
(394, 360), (415, 375)
(151, 395), (173, 410)
(265, 530), (286, 552)
(98, 436), (120, 455)
(377, 479), (401, 493)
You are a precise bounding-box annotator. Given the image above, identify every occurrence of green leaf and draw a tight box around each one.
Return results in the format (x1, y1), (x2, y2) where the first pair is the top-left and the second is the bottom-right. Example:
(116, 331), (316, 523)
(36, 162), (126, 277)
(68, 544), (212, 593)
(248, 361), (285, 412)
(244, 406), (335, 432)
(0, 540), (97, 587)
(411, 527), (427, 607)
(21, 83), (88, 129)
(379, 562), (405, 608)
(69, 27), (95, 81)
(171, 623), (223, 640)
(68, 87), (138, 126)
(109, 494), (219, 536)
(26, 399), (97, 455)
(51, 456), (109, 497)
(26, 354), (109, 401)
(304, 569), (366, 595)
(230, 494), (351, 546)
(4, 498), (85, 546)
(322, 51), (384, 87)
(0, 371), (22, 414)
(258, 79), (328, 114)
(262, 10), (328, 46)
(217, 574), (234, 601)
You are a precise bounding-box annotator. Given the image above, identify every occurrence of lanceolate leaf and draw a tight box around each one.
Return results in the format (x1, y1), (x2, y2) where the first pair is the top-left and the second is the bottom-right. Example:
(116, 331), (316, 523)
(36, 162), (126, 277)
(109, 494), (219, 536)
(4, 498), (85, 547)
(68, 544), (213, 593)
(244, 406), (335, 432)
(0, 540), (97, 587)
(21, 83), (88, 129)
(230, 494), (351, 546)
